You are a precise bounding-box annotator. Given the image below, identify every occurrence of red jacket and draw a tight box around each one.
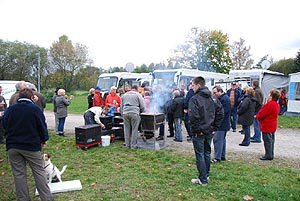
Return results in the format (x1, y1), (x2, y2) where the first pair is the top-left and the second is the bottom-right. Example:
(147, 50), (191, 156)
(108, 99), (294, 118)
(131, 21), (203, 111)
(105, 93), (121, 108)
(93, 92), (105, 107)
(255, 100), (279, 133)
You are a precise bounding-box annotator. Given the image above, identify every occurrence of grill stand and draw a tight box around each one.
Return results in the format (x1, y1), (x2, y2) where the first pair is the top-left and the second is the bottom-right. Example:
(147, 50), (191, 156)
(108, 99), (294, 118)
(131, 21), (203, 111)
(137, 113), (169, 150)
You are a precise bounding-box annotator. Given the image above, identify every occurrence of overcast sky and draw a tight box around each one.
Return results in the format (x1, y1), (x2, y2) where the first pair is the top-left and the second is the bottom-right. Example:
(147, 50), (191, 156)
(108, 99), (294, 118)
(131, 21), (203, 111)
(1, 0), (299, 68)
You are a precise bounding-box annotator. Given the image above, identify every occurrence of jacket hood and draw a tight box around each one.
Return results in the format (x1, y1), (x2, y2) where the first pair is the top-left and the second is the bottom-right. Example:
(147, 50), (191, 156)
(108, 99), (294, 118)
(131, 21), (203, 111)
(196, 86), (211, 98)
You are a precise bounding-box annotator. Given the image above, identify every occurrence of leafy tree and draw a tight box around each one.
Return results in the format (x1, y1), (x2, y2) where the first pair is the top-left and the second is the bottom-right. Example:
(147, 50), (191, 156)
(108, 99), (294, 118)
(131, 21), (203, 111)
(294, 49), (300, 71)
(169, 27), (232, 73)
(74, 66), (103, 90)
(205, 30), (232, 74)
(231, 38), (253, 70)
(268, 58), (294, 76)
(49, 35), (89, 91)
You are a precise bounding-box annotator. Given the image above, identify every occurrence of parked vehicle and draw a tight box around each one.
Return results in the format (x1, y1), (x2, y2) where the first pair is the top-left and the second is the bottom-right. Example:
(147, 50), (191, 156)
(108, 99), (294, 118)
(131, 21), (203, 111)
(96, 72), (152, 95)
(151, 68), (228, 91)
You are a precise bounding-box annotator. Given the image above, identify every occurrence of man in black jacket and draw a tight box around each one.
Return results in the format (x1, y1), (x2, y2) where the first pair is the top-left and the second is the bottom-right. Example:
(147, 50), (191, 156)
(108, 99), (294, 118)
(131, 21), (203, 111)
(188, 76), (224, 186)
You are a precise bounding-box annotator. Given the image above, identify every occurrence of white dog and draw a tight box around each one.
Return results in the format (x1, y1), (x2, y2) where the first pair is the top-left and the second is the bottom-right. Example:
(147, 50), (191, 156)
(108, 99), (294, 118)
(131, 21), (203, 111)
(43, 153), (67, 183)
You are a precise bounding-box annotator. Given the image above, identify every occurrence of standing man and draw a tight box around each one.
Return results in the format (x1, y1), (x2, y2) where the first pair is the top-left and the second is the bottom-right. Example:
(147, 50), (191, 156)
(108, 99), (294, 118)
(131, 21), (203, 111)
(9, 80), (27, 106)
(3, 88), (53, 201)
(226, 81), (241, 132)
(189, 76), (224, 186)
(251, 80), (264, 143)
(183, 81), (195, 142)
(0, 85), (7, 144)
(120, 85), (145, 149)
(211, 86), (231, 163)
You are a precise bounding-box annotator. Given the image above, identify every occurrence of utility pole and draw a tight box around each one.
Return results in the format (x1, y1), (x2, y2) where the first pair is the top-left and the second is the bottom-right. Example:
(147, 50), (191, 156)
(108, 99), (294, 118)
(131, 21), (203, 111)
(37, 52), (40, 92)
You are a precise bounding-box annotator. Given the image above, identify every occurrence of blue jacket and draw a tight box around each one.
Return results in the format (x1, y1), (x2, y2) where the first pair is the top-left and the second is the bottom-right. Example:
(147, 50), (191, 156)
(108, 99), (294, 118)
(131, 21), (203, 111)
(218, 93), (231, 131)
(3, 98), (49, 151)
(184, 89), (195, 109)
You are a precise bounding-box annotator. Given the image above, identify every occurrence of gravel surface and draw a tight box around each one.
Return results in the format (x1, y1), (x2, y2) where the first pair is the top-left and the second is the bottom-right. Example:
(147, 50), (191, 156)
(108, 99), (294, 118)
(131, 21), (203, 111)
(44, 111), (300, 169)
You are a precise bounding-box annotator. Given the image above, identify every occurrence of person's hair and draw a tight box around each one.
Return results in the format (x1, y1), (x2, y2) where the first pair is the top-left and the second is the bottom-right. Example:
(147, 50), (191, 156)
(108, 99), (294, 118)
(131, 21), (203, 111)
(15, 81), (26, 91)
(118, 88), (125, 94)
(242, 85), (249, 91)
(57, 89), (65, 96)
(18, 88), (34, 99)
(144, 91), (150, 96)
(132, 85), (138, 91)
(246, 87), (255, 97)
(89, 88), (95, 94)
(173, 90), (180, 97)
(192, 76), (205, 87)
(270, 89), (281, 101)
(252, 80), (259, 88)
(213, 85), (223, 93)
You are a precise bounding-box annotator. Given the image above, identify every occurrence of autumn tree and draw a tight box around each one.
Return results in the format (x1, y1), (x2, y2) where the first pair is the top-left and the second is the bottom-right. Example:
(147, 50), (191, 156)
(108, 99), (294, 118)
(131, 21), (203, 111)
(231, 38), (253, 70)
(49, 35), (89, 91)
(169, 27), (232, 73)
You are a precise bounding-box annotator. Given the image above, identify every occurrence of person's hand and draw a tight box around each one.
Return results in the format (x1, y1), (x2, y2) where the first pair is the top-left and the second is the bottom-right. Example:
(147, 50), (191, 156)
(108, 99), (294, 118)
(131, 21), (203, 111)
(99, 123), (105, 129)
(69, 95), (74, 100)
(184, 109), (188, 113)
(41, 142), (46, 148)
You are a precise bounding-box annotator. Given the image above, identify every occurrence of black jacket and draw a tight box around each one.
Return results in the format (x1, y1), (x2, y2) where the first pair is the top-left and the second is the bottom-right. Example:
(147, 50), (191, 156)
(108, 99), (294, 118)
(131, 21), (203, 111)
(188, 87), (224, 135)
(237, 96), (256, 126)
(170, 95), (184, 118)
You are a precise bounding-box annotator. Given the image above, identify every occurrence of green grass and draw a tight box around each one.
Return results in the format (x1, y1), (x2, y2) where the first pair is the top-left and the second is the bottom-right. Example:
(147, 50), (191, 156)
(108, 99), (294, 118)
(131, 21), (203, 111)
(1, 134), (300, 201)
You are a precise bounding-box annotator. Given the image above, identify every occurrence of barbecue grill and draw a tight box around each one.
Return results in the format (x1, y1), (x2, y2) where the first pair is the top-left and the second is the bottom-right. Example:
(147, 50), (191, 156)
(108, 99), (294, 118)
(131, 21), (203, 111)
(138, 113), (167, 149)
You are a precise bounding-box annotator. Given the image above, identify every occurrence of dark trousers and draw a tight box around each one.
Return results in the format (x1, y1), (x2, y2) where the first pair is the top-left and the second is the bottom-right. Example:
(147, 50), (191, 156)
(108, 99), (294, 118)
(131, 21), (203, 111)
(167, 113), (174, 136)
(184, 113), (191, 137)
(84, 111), (96, 125)
(262, 132), (275, 159)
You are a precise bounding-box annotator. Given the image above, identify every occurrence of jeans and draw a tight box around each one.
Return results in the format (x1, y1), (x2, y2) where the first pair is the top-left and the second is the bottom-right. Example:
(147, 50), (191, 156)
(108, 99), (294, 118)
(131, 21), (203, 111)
(253, 117), (262, 142)
(241, 125), (250, 145)
(184, 113), (191, 137)
(174, 118), (182, 140)
(84, 111), (96, 125)
(230, 107), (238, 130)
(58, 117), (66, 134)
(191, 134), (212, 184)
(213, 131), (227, 160)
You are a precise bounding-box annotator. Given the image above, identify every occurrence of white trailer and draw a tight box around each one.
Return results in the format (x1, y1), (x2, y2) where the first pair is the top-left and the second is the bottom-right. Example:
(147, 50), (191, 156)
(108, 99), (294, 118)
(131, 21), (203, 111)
(229, 69), (289, 100)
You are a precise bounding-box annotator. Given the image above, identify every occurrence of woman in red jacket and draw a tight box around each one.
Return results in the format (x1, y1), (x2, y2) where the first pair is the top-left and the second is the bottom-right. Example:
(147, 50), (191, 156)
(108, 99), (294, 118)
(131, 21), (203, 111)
(255, 89), (281, 161)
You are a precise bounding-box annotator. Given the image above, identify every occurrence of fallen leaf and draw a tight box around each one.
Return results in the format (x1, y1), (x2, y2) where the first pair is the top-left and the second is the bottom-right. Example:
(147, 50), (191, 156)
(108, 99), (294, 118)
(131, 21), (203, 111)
(261, 179), (267, 186)
(243, 195), (254, 200)
(169, 181), (176, 186)
(1, 171), (5, 176)
(91, 182), (97, 187)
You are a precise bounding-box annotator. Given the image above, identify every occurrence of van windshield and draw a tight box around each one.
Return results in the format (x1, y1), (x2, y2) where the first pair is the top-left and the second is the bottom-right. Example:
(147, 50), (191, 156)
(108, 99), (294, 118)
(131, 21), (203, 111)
(152, 71), (176, 88)
(97, 77), (118, 91)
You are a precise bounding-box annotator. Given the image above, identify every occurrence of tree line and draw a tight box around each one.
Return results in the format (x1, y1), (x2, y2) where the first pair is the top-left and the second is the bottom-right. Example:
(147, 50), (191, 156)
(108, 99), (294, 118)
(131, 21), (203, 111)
(1, 27), (300, 92)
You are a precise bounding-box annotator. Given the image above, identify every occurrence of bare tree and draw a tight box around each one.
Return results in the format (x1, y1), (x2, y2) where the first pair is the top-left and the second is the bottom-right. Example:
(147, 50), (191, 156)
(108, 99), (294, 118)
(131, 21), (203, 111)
(231, 38), (253, 70)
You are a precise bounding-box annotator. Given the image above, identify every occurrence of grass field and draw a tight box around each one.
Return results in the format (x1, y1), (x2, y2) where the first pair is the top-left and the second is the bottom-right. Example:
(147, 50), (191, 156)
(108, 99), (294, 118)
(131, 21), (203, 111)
(1, 134), (300, 201)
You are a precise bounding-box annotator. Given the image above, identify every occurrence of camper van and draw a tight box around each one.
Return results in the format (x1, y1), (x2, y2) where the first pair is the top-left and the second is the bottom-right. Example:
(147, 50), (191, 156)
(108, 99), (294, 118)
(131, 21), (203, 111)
(96, 72), (152, 95)
(0, 80), (19, 106)
(228, 69), (289, 99)
(151, 68), (228, 91)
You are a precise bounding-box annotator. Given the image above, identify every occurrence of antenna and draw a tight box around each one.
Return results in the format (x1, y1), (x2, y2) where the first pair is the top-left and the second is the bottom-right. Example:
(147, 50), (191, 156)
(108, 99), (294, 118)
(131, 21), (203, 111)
(261, 60), (271, 69)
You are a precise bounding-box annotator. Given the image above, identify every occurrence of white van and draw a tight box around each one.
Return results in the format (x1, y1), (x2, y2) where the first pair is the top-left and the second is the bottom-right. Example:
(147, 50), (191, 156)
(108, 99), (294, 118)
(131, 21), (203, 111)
(96, 72), (152, 94)
(0, 80), (18, 106)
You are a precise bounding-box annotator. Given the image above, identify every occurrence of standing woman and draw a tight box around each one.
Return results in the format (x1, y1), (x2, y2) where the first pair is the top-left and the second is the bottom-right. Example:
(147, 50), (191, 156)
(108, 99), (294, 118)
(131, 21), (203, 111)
(55, 89), (73, 136)
(255, 89), (280, 160)
(237, 87), (256, 146)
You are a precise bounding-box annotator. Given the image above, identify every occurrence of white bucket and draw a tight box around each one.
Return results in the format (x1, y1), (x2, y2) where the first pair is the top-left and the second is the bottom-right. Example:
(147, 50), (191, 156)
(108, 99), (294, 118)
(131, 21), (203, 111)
(101, 135), (111, 147)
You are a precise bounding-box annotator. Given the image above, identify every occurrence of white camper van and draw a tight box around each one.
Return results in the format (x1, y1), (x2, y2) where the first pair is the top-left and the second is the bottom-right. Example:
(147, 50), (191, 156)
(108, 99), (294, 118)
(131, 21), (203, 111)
(0, 80), (18, 106)
(151, 68), (228, 91)
(96, 72), (152, 95)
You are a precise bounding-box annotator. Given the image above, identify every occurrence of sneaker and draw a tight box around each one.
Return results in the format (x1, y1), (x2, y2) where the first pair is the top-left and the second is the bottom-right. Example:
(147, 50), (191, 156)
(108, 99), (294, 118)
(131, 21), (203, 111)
(191, 178), (207, 186)
(156, 136), (163, 141)
(211, 159), (220, 163)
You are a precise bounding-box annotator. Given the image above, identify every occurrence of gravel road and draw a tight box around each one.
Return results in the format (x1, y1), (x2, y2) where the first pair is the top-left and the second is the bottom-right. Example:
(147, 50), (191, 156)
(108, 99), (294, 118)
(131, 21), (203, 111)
(44, 111), (300, 168)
